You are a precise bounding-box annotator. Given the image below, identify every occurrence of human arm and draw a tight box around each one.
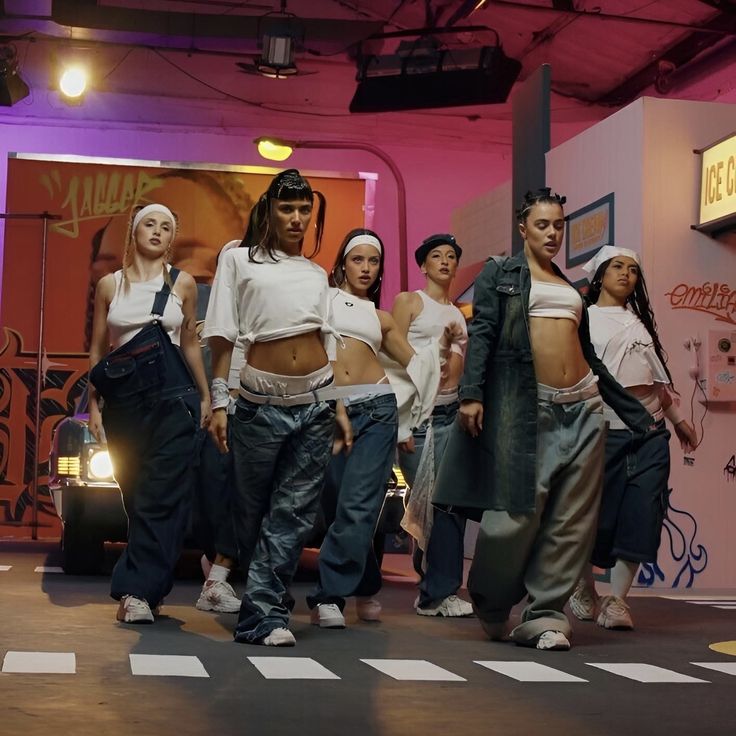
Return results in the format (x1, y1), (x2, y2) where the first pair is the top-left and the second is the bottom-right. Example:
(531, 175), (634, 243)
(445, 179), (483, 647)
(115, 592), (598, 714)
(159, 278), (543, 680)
(88, 274), (114, 442)
(391, 291), (421, 338)
(177, 271), (211, 429)
(377, 309), (415, 368)
(332, 400), (354, 455)
(208, 337), (234, 453)
(659, 385), (697, 452)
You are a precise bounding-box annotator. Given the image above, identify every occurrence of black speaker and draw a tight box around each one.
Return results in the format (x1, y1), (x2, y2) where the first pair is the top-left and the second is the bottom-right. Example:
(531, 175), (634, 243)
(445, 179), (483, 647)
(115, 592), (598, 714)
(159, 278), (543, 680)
(349, 47), (522, 113)
(0, 67), (30, 107)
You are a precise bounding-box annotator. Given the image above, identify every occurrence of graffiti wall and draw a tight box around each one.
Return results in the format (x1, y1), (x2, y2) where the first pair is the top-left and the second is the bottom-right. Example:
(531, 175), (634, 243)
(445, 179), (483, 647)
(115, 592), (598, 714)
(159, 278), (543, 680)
(0, 155), (366, 538)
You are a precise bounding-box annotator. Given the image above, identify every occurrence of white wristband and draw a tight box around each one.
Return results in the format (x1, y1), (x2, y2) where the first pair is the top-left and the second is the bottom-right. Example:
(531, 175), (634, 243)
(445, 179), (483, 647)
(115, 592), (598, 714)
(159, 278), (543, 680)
(664, 402), (684, 426)
(211, 377), (230, 411)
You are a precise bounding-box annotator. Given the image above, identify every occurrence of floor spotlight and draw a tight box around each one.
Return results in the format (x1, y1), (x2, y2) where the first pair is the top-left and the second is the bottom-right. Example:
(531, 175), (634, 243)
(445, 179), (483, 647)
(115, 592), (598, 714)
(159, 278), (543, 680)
(0, 44), (30, 107)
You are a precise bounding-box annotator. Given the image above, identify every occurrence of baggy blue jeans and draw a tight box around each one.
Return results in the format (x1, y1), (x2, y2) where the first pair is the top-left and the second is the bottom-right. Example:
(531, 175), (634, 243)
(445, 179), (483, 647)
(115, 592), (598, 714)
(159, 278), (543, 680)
(308, 394), (398, 610)
(398, 400), (467, 608)
(231, 397), (336, 643)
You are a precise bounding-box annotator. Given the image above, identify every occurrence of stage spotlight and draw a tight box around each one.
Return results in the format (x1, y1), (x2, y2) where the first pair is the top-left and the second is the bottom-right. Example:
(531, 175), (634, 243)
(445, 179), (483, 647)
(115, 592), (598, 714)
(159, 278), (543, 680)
(59, 65), (88, 99)
(0, 44), (30, 107)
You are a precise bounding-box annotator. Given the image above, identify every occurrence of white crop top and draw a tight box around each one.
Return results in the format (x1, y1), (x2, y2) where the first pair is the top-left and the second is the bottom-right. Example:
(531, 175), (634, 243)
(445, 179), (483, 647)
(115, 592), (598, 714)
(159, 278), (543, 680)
(202, 247), (338, 366)
(107, 269), (184, 349)
(528, 280), (582, 325)
(330, 288), (382, 355)
(407, 291), (468, 356)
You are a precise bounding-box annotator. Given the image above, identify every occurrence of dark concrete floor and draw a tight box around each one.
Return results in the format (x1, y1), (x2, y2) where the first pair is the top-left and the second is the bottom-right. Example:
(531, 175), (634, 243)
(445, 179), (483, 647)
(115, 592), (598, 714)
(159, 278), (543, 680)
(1, 540), (735, 736)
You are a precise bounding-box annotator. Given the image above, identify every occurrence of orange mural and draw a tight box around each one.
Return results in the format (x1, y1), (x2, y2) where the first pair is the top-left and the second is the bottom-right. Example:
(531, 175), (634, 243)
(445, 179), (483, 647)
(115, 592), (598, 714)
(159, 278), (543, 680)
(0, 156), (366, 537)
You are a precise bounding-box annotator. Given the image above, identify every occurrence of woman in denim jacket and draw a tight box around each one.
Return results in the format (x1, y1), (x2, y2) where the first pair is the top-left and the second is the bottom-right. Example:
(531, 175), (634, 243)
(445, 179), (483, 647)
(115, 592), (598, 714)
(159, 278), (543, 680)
(433, 189), (654, 651)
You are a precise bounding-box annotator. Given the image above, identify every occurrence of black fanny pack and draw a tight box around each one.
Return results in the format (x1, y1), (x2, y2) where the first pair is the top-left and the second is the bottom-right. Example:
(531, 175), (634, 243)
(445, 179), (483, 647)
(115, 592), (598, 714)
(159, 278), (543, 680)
(90, 268), (193, 404)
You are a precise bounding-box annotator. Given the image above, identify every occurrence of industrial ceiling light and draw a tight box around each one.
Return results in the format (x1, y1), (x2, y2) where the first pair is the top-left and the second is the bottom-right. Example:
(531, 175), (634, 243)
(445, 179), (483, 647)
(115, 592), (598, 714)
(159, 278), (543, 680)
(256, 1), (303, 78)
(0, 44), (30, 107)
(255, 137), (294, 161)
(59, 64), (88, 99)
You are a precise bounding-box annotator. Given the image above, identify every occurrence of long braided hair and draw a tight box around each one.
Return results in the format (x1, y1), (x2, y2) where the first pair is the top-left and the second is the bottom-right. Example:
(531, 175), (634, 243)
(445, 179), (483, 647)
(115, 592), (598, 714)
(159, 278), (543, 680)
(587, 258), (674, 387)
(242, 169), (326, 262)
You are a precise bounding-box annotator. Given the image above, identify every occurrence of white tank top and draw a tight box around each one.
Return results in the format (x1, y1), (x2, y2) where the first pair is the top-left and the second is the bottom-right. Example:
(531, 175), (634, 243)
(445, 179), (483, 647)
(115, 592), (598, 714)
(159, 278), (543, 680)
(528, 280), (582, 325)
(107, 269), (184, 348)
(407, 291), (467, 356)
(330, 288), (382, 355)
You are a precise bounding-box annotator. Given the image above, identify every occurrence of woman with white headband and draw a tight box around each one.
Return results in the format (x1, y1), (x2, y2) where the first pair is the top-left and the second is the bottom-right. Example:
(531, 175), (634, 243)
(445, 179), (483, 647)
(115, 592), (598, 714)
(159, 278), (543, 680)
(569, 245), (697, 631)
(88, 203), (211, 624)
(307, 228), (435, 629)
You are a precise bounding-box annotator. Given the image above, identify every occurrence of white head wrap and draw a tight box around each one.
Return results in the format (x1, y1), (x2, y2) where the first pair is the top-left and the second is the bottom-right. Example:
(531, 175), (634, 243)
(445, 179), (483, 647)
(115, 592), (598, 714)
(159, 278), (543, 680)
(343, 233), (382, 258)
(582, 245), (640, 276)
(132, 204), (177, 239)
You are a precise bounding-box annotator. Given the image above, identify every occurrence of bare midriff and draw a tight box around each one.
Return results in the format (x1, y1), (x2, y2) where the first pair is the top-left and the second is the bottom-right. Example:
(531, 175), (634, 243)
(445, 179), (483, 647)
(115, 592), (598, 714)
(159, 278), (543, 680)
(529, 317), (590, 388)
(247, 330), (329, 376)
(332, 336), (386, 386)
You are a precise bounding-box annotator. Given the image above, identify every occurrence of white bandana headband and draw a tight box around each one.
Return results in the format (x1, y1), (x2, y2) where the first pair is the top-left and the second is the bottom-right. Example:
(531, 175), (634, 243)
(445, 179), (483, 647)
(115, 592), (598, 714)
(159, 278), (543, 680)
(582, 245), (640, 276)
(132, 204), (177, 239)
(343, 233), (382, 258)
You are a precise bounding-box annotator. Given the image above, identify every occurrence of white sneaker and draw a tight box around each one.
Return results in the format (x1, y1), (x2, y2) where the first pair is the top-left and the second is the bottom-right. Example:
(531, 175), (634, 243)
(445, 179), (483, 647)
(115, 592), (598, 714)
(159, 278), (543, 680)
(116, 595), (154, 624)
(569, 578), (599, 621)
(356, 597), (382, 622)
(416, 595), (474, 617)
(196, 580), (241, 613)
(263, 628), (296, 646)
(310, 603), (346, 629)
(536, 630), (571, 651)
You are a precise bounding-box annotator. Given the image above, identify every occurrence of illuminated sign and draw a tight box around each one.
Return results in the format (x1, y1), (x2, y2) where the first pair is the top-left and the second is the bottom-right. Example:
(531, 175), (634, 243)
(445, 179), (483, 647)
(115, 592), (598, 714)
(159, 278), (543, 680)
(697, 131), (736, 233)
(565, 193), (614, 268)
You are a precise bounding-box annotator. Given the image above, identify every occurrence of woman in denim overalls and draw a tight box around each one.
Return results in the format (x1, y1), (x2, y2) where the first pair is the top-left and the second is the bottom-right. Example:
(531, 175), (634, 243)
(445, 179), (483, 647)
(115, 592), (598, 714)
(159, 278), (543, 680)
(88, 203), (211, 624)
(434, 190), (654, 650)
(204, 170), (352, 647)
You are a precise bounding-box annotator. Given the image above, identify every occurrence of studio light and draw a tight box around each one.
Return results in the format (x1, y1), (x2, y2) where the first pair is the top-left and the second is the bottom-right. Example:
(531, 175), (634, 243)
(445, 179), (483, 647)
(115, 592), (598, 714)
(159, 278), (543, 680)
(255, 137), (294, 161)
(0, 44), (30, 107)
(59, 64), (88, 100)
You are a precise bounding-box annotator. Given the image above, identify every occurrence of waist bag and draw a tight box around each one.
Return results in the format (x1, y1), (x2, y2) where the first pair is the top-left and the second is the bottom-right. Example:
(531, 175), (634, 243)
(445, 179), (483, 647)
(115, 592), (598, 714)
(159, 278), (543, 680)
(90, 268), (194, 404)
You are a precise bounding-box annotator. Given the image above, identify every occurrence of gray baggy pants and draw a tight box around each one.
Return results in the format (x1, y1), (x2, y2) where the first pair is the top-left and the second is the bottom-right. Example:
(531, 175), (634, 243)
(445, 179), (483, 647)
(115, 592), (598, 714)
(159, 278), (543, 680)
(468, 393), (605, 645)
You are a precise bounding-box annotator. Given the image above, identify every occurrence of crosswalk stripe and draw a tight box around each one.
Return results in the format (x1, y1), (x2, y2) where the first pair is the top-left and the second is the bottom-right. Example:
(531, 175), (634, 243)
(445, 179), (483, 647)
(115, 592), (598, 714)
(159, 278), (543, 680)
(475, 661), (587, 682)
(129, 654), (209, 678)
(361, 659), (465, 681)
(2, 651), (76, 674)
(587, 663), (708, 683)
(0, 565), (11, 571)
(33, 566), (64, 573)
(684, 600), (736, 606)
(691, 662), (736, 676)
(248, 657), (340, 680)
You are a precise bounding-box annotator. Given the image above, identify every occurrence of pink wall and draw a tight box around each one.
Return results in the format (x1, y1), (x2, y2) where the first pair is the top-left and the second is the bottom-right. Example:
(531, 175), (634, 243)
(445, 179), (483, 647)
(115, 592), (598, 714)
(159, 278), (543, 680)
(0, 117), (510, 318)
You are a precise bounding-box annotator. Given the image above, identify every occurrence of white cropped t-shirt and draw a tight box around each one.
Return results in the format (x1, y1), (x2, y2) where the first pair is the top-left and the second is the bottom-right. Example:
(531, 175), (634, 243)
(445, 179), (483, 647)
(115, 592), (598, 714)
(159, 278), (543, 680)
(202, 247), (338, 366)
(528, 280), (582, 324)
(107, 269), (184, 349)
(407, 291), (467, 356)
(330, 288), (382, 355)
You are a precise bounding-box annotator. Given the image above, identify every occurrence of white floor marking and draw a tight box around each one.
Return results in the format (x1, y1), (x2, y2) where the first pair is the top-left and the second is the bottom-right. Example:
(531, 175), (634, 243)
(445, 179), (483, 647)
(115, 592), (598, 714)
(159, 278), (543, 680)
(660, 595), (736, 601)
(712, 605), (736, 610)
(361, 659), (466, 681)
(0, 565), (11, 571)
(692, 662), (736, 676)
(129, 654), (209, 678)
(475, 661), (587, 682)
(587, 663), (708, 683)
(684, 600), (736, 605)
(34, 566), (64, 573)
(2, 651), (76, 674)
(248, 657), (340, 680)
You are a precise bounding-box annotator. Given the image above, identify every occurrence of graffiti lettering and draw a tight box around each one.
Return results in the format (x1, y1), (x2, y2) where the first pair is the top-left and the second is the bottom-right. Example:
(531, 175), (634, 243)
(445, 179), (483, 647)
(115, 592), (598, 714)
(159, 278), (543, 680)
(725, 454), (736, 482)
(665, 281), (736, 326)
(39, 169), (164, 238)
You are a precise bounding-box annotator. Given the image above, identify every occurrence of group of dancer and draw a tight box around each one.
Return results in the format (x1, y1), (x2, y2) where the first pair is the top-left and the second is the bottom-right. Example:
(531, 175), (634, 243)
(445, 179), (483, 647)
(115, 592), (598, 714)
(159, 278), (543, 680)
(88, 169), (696, 650)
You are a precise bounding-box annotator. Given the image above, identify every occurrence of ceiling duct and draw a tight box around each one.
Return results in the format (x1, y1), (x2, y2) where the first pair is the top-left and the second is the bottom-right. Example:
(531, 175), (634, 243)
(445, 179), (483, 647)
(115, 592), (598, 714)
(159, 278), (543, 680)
(349, 28), (521, 113)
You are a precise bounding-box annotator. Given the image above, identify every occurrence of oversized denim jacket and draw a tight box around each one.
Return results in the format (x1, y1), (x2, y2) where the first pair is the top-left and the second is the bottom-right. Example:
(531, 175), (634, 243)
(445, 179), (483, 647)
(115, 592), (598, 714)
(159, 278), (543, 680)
(432, 251), (654, 517)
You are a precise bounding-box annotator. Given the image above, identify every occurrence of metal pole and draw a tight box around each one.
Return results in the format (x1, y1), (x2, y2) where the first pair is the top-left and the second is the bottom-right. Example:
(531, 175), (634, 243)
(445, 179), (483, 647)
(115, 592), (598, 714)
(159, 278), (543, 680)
(0, 211), (61, 539)
(295, 141), (409, 292)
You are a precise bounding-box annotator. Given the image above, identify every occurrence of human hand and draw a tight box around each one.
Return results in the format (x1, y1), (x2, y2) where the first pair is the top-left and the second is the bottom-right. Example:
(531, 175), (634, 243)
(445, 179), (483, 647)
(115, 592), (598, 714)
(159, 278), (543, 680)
(675, 419), (697, 453)
(398, 435), (416, 454)
(200, 398), (212, 429)
(332, 403), (354, 455)
(458, 400), (483, 437)
(209, 409), (229, 453)
(88, 404), (105, 443)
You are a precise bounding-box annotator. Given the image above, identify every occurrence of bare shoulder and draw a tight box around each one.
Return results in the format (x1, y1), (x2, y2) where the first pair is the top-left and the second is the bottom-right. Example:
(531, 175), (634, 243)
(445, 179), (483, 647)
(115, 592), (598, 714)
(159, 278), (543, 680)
(95, 272), (116, 301)
(392, 290), (421, 311)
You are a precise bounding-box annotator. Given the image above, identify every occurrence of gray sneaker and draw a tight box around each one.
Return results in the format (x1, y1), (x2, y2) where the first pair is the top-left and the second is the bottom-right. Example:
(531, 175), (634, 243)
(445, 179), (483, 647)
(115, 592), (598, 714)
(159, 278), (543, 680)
(196, 580), (241, 613)
(596, 595), (634, 630)
(310, 603), (346, 628)
(416, 595), (474, 617)
(569, 578), (599, 621)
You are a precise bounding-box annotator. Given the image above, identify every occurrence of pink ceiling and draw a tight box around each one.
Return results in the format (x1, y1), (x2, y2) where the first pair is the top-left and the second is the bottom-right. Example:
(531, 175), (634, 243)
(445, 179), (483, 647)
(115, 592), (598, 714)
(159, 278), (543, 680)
(1, 1), (735, 149)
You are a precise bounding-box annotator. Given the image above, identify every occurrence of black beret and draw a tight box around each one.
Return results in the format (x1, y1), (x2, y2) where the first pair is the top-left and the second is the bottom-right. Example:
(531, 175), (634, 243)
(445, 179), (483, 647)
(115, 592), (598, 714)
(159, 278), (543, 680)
(415, 233), (463, 266)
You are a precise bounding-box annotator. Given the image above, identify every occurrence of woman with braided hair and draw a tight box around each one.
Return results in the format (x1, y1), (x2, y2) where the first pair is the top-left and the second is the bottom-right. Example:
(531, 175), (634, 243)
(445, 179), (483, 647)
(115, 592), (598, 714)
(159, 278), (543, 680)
(433, 189), (655, 650)
(569, 246), (696, 630)
(203, 169), (352, 647)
